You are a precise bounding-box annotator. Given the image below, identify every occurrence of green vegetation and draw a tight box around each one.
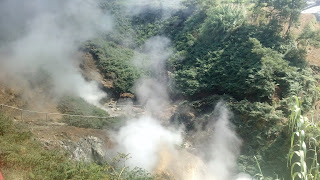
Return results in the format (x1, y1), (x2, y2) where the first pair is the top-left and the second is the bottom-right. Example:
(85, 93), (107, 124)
(288, 97), (320, 179)
(57, 96), (122, 129)
(82, 0), (165, 95)
(167, 4), (317, 107)
(254, 0), (305, 35)
(160, 1), (319, 179)
(77, 0), (320, 178)
(84, 1), (320, 178)
(2, 0), (318, 179)
(0, 113), (152, 179)
(83, 40), (148, 95)
(297, 23), (320, 51)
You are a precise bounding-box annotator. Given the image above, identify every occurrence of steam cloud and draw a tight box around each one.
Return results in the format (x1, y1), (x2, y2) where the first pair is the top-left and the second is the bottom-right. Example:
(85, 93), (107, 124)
(110, 36), (177, 171)
(123, 0), (184, 18)
(0, 0), (112, 106)
(111, 36), (251, 180)
(113, 102), (250, 179)
(0, 1), (252, 179)
(133, 36), (172, 115)
(113, 116), (183, 171)
(196, 102), (244, 180)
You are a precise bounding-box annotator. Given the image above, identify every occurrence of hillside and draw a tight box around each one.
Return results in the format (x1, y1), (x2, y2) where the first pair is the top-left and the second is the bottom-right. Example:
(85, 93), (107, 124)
(1, 0), (320, 180)
(293, 14), (320, 66)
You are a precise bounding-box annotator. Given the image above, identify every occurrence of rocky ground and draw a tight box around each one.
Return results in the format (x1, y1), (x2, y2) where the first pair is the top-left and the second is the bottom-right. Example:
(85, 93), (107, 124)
(26, 119), (112, 162)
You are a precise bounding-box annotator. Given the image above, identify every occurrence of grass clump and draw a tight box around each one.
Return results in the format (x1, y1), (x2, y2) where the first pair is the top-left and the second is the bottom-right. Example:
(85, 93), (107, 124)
(57, 96), (121, 129)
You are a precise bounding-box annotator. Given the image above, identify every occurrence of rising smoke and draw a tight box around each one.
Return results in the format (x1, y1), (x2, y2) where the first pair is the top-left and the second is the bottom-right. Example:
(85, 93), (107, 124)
(112, 116), (183, 172)
(196, 102), (244, 180)
(123, 0), (184, 18)
(133, 36), (172, 77)
(133, 36), (172, 115)
(113, 101), (251, 179)
(0, 0), (112, 106)
(111, 35), (251, 179)
(0, 1), (252, 179)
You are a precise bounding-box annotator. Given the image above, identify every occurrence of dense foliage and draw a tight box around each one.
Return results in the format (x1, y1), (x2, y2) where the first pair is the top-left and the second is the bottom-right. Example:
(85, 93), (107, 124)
(166, 4), (317, 107)
(85, 41), (143, 94)
(161, 1), (319, 179)
(83, 1), (164, 95)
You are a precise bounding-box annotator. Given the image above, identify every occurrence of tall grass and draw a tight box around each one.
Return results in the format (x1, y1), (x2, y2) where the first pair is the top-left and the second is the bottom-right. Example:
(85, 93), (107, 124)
(288, 96), (320, 180)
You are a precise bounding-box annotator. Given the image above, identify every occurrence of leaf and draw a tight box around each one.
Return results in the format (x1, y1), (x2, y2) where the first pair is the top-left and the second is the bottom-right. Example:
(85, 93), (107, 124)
(292, 171), (302, 180)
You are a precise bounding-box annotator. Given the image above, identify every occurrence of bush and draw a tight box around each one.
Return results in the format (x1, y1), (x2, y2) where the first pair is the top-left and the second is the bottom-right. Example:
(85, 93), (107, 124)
(0, 114), (12, 136)
(84, 40), (149, 94)
(167, 4), (318, 109)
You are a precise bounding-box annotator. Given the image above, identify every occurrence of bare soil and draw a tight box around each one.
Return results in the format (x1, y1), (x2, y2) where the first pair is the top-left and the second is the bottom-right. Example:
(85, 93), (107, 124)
(28, 120), (113, 150)
(291, 14), (320, 66)
(79, 52), (114, 89)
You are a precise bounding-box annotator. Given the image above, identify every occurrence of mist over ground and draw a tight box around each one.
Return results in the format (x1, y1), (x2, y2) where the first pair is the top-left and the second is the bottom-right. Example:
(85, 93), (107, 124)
(0, 1), (253, 179)
(123, 0), (184, 18)
(0, 0), (112, 106)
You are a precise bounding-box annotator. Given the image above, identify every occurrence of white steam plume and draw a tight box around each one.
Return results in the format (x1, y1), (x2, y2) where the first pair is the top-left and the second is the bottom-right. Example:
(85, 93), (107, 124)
(123, 0), (184, 18)
(111, 35), (251, 179)
(0, 0), (113, 106)
(112, 116), (183, 171)
(133, 36), (172, 115)
(133, 36), (172, 76)
(135, 78), (170, 116)
(110, 36), (180, 172)
(196, 102), (245, 180)
(112, 101), (251, 179)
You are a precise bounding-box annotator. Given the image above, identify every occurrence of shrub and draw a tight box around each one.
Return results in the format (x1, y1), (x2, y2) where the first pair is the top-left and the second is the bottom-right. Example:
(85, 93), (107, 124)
(84, 40), (149, 94)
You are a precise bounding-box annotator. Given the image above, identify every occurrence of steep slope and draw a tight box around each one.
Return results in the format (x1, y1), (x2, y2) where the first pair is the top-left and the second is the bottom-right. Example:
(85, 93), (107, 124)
(292, 14), (320, 66)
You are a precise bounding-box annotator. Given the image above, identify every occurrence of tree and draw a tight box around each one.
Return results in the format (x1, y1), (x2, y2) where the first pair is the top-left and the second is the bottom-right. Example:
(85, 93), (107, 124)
(254, 0), (306, 35)
(297, 23), (320, 50)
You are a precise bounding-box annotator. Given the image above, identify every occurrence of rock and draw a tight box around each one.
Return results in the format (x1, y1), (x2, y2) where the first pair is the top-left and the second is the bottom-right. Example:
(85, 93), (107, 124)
(170, 105), (196, 131)
(120, 93), (135, 99)
(117, 98), (133, 106)
(62, 136), (108, 163)
(101, 79), (114, 89)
